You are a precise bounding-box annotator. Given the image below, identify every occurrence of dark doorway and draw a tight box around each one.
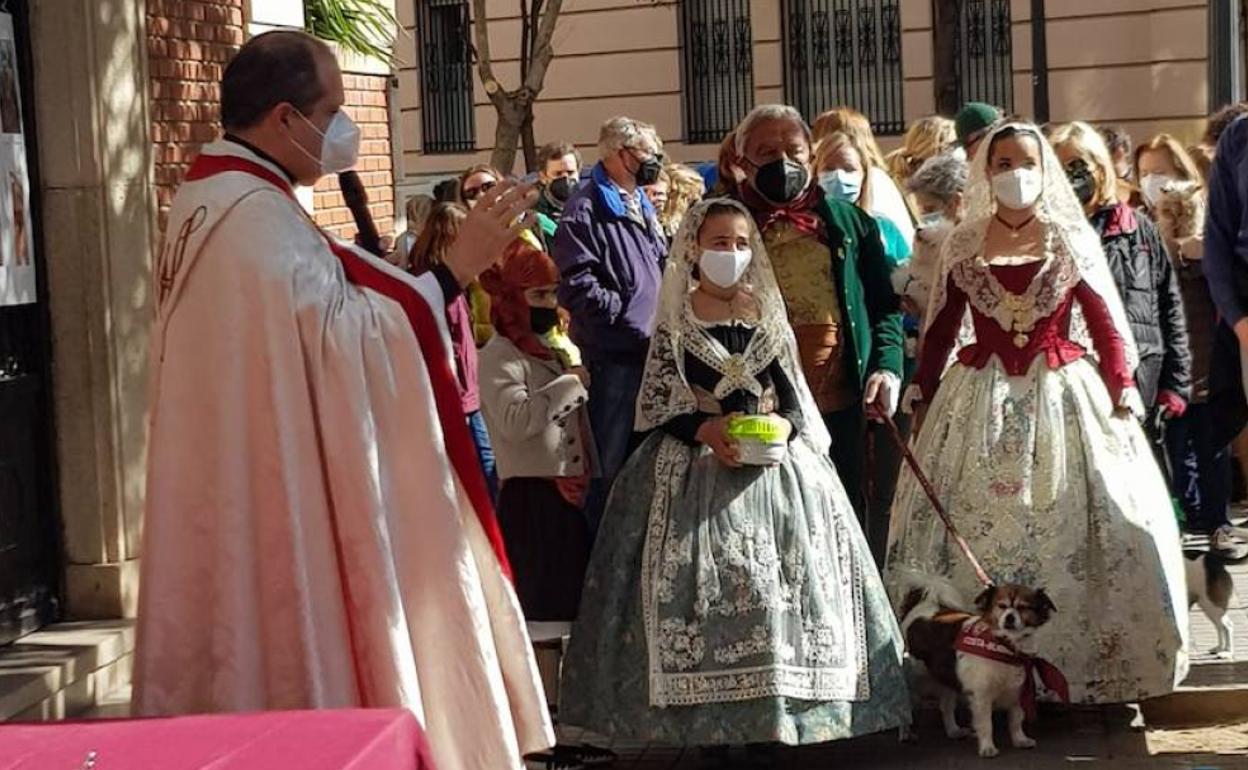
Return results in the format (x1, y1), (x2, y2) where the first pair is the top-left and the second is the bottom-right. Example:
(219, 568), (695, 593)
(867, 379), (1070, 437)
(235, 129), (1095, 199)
(0, 0), (60, 646)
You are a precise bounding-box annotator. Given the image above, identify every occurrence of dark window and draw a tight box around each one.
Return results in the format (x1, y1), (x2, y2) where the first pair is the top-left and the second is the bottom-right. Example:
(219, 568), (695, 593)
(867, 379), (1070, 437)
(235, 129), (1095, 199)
(781, 0), (904, 135)
(417, 0), (475, 154)
(680, 0), (754, 145)
(953, 0), (1014, 112)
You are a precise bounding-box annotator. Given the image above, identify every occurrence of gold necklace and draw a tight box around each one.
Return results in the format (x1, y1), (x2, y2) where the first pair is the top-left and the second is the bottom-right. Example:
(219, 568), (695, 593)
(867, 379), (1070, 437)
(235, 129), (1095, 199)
(995, 213), (1037, 240)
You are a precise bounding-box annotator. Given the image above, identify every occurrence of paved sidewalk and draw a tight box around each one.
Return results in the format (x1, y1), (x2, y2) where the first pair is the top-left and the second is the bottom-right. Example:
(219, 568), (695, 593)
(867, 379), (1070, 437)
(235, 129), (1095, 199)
(549, 517), (1248, 769)
(555, 709), (1247, 768)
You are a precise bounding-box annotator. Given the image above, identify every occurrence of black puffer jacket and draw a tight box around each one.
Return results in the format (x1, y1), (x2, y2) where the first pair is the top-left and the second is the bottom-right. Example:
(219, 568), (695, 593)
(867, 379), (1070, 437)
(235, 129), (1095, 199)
(1089, 203), (1191, 407)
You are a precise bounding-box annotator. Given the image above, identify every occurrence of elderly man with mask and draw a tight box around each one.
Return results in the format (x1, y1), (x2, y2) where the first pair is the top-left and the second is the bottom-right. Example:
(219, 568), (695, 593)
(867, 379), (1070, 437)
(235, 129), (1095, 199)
(730, 104), (904, 523)
(133, 30), (553, 770)
(552, 116), (667, 534)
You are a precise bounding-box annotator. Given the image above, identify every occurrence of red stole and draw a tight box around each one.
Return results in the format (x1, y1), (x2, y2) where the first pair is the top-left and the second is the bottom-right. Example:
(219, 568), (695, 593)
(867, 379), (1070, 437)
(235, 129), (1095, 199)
(184, 153), (513, 580)
(955, 622), (1069, 720)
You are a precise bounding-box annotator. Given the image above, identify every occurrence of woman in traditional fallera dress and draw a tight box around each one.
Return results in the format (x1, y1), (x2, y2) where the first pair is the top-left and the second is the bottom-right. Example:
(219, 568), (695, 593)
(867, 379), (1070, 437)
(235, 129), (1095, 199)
(887, 123), (1189, 703)
(560, 199), (910, 753)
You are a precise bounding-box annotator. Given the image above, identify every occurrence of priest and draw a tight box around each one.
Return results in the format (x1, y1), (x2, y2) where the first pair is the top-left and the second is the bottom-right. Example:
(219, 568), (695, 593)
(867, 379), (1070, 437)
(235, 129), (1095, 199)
(132, 30), (554, 770)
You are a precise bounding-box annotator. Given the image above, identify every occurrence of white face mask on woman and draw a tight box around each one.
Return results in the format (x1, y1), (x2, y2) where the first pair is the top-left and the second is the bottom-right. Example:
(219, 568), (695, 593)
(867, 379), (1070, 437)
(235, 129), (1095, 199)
(699, 247), (753, 289)
(1140, 173), (1173, 207)
(992, 167), (1043, 210)
(292, 110), (361, 175)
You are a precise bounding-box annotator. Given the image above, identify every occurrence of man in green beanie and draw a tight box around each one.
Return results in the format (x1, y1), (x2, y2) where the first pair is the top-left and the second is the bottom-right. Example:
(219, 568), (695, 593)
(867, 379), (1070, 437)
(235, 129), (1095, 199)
(954, 101), (1003, 161)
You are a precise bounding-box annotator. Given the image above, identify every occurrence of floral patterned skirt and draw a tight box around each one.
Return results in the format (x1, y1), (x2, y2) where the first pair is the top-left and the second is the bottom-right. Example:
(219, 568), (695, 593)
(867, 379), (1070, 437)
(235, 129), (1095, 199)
(560, 432), (910, 746)
(886, 357), (1189, 703)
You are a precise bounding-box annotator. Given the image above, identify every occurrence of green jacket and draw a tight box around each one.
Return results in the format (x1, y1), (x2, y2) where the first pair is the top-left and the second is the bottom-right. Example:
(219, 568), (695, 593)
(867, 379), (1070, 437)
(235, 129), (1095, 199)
(811, 195), (905, 386)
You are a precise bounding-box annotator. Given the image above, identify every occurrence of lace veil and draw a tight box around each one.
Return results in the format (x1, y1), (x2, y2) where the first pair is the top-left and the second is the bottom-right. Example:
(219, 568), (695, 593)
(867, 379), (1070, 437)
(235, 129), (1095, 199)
(927, 122), (1140, 373)
(634, 198), (832, 455)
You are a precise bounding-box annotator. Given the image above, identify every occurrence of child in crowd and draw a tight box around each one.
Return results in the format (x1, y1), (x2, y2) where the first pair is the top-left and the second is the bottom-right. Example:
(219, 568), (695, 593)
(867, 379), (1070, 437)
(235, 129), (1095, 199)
(409, 202), (499, 501)
(478, 240), (608, 770)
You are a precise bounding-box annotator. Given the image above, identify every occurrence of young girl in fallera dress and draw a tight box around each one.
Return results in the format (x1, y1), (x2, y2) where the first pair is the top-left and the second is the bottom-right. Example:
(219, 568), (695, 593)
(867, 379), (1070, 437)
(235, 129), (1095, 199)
(560, 199), (909, 764)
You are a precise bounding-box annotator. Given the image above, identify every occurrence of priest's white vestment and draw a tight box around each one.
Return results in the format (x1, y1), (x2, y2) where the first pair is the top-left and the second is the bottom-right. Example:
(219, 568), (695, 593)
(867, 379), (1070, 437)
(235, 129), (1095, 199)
(133, 141), (554, 770)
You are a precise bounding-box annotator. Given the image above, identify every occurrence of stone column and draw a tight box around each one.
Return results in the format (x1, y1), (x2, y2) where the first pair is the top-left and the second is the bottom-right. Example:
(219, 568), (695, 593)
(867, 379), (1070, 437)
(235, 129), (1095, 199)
(28, 0), (156, 619)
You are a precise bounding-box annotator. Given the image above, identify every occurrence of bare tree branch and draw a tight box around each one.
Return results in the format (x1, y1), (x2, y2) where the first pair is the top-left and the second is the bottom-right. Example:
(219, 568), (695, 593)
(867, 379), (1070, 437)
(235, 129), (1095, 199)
(472, 0), (501, 102)
(522, 0), (563, 94)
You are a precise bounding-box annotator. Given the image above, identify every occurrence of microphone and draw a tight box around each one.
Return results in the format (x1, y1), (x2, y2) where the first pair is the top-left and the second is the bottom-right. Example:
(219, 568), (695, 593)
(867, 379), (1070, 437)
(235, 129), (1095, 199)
(338, 170), (383, 257)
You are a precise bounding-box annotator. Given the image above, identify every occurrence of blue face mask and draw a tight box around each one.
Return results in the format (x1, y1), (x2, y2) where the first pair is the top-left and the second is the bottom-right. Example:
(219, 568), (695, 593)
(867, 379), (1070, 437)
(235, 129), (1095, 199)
(819, 169), (864, 203)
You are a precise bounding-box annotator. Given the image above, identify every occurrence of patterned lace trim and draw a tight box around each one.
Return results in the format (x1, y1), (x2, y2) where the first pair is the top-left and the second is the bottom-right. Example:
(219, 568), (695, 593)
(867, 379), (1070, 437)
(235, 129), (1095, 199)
(640, 438), (871, 707)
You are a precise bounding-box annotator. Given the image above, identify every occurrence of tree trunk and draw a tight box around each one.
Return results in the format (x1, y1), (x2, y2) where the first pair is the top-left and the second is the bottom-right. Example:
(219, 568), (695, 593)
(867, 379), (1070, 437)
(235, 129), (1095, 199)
(521, 106), (537, 173)
(490, 95), (526, 173)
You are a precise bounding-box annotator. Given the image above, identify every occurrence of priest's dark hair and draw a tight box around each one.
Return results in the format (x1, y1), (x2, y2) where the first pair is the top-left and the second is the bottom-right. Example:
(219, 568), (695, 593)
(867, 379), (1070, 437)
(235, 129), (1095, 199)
(221, 30), (332, 131)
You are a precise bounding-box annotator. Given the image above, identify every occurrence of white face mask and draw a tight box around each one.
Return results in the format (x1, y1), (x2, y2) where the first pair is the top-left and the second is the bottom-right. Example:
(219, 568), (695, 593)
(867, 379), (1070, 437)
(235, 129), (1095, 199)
(292, 110), (361, 175)
(920, 211), (950, 231)
(992, 167), (1043, 210)
(699, 247), (752, 289)
(1140, 173), (1173, 207)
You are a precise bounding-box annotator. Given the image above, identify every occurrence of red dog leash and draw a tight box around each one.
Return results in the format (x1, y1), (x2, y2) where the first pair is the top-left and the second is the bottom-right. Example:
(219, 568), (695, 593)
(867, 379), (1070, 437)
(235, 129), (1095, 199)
(883, 415), (994, 588)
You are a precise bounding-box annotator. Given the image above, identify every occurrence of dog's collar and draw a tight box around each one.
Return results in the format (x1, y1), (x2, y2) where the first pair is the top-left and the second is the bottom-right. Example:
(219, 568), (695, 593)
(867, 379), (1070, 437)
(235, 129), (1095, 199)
(955, 622), (1070, 720)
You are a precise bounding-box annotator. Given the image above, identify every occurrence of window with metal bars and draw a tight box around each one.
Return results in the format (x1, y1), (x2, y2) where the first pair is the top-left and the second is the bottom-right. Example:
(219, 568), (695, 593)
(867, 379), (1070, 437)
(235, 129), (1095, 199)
(417, 0), (475, 154)
(781, 0), (904, 136)
(953, 0), (1014, 113)
(680, 0), (754, 145)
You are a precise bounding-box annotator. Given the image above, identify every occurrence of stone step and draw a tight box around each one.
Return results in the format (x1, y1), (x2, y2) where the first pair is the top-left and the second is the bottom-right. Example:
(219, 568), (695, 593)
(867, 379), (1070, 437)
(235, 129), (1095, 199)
(0, 620), (135, 722)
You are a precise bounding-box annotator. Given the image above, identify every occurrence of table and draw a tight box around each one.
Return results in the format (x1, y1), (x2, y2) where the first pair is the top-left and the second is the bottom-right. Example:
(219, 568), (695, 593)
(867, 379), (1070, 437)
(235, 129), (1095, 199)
(0, 709), (436, 769)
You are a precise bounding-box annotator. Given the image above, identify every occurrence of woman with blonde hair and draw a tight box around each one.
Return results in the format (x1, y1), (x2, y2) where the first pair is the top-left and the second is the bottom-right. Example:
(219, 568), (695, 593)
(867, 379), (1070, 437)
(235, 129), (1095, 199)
(1051, 125), (1208, 549)
(410, 203), (500, 501)
(885, 116), (957, 185)
(392, 193), (434, 270)
(812, 106), (915, 244)
(1134, 134), (1204, 211)
(1050, 121), (1190, 422)
(653, 162), (705, 237)
(814, 131), (910, 267)
(1127, 131), (1241, 554)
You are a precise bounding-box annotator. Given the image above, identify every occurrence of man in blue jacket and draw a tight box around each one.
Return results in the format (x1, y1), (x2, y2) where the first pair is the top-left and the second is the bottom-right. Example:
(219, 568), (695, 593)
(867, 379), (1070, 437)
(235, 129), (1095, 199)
(1203, 113), (1248, 449)
(552, 116), (667, 533)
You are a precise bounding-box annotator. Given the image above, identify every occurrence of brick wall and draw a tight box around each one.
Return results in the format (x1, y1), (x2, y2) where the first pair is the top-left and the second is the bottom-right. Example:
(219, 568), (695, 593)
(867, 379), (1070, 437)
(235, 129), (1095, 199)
(312, 73), (395, 240)
(147, 0), (246, 232)
(145, 5), (396, 240)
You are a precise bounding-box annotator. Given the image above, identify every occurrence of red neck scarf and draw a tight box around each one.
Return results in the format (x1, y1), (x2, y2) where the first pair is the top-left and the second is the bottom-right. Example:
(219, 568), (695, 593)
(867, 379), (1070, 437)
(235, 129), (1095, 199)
(955, 622), (1069, 721)
(737, 181), (828, 245)
(184, 151), (513, 580)
(479, 241), (562, 362)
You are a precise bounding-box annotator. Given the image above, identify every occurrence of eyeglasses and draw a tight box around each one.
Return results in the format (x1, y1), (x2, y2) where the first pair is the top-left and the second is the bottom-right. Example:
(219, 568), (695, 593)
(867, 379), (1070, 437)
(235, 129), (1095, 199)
(462, 180), (497, 201)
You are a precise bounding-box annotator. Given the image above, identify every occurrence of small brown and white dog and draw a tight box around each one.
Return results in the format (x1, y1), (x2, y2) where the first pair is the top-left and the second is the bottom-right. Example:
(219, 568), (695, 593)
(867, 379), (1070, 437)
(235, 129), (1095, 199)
(899, 580), (1066, 758)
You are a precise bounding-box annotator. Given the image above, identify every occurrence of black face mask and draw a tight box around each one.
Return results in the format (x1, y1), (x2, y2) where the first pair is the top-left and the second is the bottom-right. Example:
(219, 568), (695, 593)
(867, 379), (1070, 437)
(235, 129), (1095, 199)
(548, 176), (575, 204)
(633, 155), (664, 187)
(1066, 159), (1096, 206)
(529, 306), (560, 335)
(751, 157), (809, 204)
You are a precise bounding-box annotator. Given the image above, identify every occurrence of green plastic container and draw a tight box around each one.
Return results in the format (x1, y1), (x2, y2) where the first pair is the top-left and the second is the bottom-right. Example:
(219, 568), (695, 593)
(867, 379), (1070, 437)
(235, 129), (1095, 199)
(725, 414), (792, 444)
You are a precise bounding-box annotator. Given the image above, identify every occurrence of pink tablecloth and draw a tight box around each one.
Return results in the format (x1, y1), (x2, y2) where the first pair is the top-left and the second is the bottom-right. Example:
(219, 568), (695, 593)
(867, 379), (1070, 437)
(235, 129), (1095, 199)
(0, 709), (436, 769)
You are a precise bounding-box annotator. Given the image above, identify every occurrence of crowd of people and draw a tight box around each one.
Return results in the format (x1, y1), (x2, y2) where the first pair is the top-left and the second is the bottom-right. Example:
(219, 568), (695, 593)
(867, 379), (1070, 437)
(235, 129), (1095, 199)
(381, 95), (1248, 766)
(134, 29), (1248, 770)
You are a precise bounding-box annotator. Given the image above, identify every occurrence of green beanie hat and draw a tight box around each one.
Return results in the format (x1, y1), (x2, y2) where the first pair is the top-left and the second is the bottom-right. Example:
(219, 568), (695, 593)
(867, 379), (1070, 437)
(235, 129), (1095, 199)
(955, 102), (1003, 147)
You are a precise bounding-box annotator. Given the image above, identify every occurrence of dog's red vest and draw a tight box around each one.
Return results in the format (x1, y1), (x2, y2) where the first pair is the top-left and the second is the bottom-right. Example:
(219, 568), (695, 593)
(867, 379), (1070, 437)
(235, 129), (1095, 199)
(955, 622), (1070, 720)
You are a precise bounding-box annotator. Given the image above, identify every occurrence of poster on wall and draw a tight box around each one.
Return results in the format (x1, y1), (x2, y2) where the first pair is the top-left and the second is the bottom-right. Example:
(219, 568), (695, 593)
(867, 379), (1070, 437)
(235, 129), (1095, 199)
(0, 12), (34, 306)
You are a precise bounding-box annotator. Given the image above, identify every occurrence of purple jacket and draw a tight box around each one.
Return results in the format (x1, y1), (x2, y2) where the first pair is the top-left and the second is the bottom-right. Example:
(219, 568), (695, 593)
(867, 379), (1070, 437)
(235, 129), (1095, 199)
(551, 163), (667, 361)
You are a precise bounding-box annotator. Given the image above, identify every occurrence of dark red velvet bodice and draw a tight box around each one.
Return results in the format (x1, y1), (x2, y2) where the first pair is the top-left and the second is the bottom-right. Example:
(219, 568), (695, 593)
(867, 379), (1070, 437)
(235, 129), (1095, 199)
(915, 261), (1133, 403)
